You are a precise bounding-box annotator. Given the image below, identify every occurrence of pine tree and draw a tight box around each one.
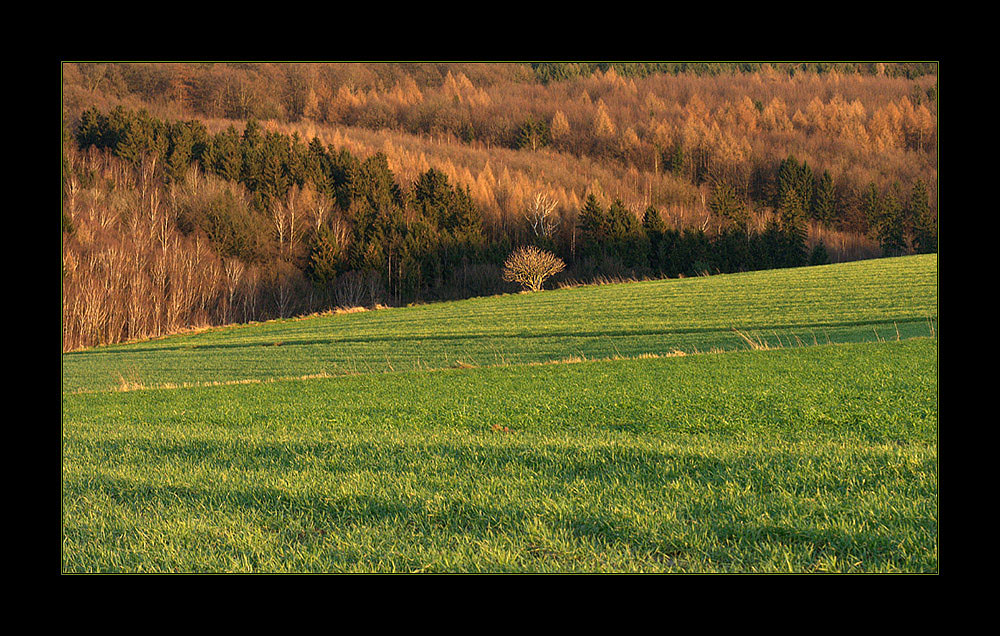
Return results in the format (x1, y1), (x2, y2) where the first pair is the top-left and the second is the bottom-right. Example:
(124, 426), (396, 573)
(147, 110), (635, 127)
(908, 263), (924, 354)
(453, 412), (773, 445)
(709, 181), (748, 233)
(446, 185), (483, 239)
(642, 207), (667, 273)
(809, 241), (830, 265)
(797, 161), (814, 215)
(777, 187), (808, 267)
(775, 155), (799, 208)
(516, 118), (550, 151)
(75, 107), (105, 149)
(242, 119), (263, 147)
(353, 153), (403, 221)
(776, 155), (814, 217)
(304, 137), (331, 195)
(668, 142), (685, 176)
(606, 199), (637, 240)
(860, 182), (882, 236)
(166, 122), (194, 183)
(906, 180), (928, 235)
(778, 186), (805, 233)
(641, 206), (665, 233)
(812, 170), (837, 226)
(878, 183), (907, 256)
(578, 194), (608, 247)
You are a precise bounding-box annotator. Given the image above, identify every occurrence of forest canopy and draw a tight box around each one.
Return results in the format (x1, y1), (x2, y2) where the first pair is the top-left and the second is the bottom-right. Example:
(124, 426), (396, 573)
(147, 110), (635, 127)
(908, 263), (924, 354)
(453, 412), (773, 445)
(62, 62), (937, 351)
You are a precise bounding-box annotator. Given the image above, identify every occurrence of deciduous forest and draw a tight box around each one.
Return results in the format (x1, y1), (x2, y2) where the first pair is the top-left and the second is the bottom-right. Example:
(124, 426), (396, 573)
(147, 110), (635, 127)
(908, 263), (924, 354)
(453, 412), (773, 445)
(61, 62), (937, 351)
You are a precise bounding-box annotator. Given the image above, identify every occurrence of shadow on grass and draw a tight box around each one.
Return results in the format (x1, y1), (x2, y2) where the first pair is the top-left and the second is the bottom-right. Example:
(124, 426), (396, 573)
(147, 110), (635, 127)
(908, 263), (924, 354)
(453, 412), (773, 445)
(64, 318), (933, 356)
(64, 433), (936, 572)
(64, 464), (933, 572)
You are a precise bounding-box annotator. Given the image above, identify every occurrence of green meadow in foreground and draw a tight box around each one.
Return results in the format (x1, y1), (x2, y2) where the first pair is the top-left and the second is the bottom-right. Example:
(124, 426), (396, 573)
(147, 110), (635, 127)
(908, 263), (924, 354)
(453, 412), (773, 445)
(61, 255), (938, 573)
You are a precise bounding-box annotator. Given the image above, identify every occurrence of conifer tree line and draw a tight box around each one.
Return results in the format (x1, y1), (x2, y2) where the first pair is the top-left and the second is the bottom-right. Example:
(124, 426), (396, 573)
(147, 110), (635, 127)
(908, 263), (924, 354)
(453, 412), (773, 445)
(62, 62), (937, 350)
(63, 63), (937, 239)
(63, 103), (936, 351)
(63, 62), (937, 175)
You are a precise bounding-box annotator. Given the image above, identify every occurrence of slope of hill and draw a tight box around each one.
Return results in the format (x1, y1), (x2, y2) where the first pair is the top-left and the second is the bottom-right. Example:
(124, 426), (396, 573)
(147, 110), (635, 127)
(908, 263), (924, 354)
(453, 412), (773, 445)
(61, 253), (938, 573)
(63, 254), (936, 394)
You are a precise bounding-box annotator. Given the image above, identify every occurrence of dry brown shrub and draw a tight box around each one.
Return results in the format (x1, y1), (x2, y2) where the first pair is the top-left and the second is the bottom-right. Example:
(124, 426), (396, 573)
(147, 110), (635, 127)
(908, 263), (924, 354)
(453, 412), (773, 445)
(502, 246), (566, 292)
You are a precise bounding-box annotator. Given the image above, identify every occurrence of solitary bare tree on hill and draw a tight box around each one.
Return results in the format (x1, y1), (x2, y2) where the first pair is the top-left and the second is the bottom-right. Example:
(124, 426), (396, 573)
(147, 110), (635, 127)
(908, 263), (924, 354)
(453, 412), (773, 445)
(502, 246), (565, 292)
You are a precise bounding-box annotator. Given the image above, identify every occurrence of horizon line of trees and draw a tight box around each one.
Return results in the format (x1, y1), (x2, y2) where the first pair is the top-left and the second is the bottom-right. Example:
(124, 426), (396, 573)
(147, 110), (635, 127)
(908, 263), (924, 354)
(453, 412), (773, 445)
(529, 62), (938, 83)
(62, 63), (936, 175)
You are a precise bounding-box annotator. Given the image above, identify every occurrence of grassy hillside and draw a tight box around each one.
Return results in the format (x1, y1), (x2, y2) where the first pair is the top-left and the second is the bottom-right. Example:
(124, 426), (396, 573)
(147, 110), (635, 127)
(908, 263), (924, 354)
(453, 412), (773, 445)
(63, 340), (936, 573)
(61, 255), (938, 573)
(63, 254), (936, 394)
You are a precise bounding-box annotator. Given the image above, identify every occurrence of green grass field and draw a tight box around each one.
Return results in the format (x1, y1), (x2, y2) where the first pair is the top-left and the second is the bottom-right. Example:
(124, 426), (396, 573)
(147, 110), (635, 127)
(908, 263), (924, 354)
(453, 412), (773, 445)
(61, 255), (938, 573)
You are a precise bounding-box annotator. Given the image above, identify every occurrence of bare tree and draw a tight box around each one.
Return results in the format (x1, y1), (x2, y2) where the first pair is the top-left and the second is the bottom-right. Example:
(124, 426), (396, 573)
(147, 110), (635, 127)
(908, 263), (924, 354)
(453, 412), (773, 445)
(270, 198), (287, 252)
(223, 258), (245, 324)
(284, 185), (303, 255)
(64, 152), (80, 226)
(502, 246), (565, 292)
(304, 187), (332, 235)
(524, 191), (560, 239)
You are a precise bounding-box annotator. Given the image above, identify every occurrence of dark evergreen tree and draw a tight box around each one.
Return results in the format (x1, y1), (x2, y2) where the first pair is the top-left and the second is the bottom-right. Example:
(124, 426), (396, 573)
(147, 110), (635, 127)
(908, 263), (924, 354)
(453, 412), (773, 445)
(878, 183), (907, 256)
(239, 120), (266, 199)
(754, 221), (784, 271)
(354, 153), (403, 213)
(202, 125), (243, 183)
(257, 133), (291, 209)
(445, 185), (483, 240)
(709, 181), (748, 232)
(516, 118), (551, 151)
(286, 132), (309, 189)
(797, 161), (814, 214)
(775, 155), (814, 220)
(657, 229), (679, 276)
(777, 186), (806, 235)
(905, 180), (927, 236)
(304, 137), (332, 196)
(671, 229), (711, 276)
(577, 194), (608, 258)
(642, 206), (667, 272)
(165, 122), (194, 183)
(642, 205), (666, 235)
(307, 225), (346, 287)
(75, 107), (105, 149)
(413, 168), (481, 238)
(668, 142), (685, 176)
(808, 241), (830, 266)
(775, 183), (809, 268)
(860, 182), (882, 236)
(711, 228), (750, 273)
(329, 148), (361, 211)
(242, 118), (263, 147)
(775, 155), (799, 208)
(116, 109), (168, 166)
(812, 170), (837, 226)
(605, 199), (638, 240)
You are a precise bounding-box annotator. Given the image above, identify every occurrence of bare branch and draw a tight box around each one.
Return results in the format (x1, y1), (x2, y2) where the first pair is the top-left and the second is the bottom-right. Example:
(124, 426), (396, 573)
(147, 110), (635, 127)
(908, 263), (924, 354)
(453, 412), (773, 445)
(502, 246), (565, 292)
(524, 192), (560, 239)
